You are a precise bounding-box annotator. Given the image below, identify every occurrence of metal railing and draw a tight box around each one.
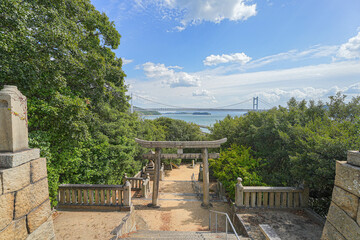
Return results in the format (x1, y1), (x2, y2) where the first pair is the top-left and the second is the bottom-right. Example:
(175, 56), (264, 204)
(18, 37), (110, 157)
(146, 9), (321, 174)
(209, 210), (241, 240)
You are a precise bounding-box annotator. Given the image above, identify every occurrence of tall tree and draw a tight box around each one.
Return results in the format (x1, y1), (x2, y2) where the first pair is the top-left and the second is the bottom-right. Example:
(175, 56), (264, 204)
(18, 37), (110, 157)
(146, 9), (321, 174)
(0, 0), (139, 204)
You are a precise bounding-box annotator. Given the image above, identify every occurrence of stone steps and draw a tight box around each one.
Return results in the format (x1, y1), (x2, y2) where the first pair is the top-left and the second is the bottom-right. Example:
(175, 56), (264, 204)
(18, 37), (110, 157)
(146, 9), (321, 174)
(123, 230), (247, 239)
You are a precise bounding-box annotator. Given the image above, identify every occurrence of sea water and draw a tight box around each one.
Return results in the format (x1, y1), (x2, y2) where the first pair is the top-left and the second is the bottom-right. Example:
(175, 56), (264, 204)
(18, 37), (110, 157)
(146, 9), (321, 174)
(141, 111), (246, 132)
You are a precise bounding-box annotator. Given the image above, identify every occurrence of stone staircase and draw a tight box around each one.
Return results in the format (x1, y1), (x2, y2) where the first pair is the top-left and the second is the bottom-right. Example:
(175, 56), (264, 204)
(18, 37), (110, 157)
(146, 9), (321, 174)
(122, 230), (247, 239)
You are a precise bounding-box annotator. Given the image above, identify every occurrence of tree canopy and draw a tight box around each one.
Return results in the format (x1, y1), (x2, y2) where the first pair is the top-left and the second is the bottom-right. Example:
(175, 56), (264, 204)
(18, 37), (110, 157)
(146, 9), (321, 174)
(210, 94), (360, 216)
(0, 0), (138, 205)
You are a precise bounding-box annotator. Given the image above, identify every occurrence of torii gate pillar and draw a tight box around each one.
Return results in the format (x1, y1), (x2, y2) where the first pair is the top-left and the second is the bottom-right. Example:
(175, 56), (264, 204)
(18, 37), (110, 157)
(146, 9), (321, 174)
(201, 148), (211, 208)
(149, 147), (161, 208)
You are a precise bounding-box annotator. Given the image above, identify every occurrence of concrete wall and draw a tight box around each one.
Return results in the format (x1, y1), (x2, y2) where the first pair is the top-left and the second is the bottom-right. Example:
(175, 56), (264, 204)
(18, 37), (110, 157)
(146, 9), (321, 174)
(321, 151), (360, 240)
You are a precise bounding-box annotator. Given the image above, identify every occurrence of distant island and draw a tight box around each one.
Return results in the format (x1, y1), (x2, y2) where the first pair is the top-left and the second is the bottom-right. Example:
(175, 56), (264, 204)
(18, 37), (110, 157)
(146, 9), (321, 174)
(193, 112), (211, 115)
(163, 112), (211, 115)
(133, 106), (161, 115)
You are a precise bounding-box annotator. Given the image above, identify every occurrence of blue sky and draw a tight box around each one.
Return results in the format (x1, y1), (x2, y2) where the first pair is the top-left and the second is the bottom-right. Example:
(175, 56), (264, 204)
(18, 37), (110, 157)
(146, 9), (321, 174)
(91, 0), (360, 108)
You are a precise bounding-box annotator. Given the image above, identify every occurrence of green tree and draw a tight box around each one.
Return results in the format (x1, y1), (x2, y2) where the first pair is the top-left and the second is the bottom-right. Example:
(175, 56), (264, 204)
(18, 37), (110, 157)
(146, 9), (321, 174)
(0, 0), (139, 205)
(209, 144), (265, 199)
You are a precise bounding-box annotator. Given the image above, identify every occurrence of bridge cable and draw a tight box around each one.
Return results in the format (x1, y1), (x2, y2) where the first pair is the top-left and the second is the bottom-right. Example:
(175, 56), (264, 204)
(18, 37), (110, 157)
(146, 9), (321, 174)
(132, 93), (185, 109)
(258, 99), (273, 109)
(214, 98), (252, 109)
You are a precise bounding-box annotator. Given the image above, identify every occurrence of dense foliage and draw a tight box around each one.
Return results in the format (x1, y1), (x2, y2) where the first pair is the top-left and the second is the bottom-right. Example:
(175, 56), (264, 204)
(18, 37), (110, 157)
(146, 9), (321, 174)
(210, 93), (360, 215)
(0, 0), (145, 205)
(209, 145), (264, 198)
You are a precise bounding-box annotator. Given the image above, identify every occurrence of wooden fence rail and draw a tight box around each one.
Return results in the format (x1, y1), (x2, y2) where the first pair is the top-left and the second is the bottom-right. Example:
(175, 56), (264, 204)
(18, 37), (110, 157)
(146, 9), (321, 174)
(235, 178), (309, 208)
(57, 182), (132, 211)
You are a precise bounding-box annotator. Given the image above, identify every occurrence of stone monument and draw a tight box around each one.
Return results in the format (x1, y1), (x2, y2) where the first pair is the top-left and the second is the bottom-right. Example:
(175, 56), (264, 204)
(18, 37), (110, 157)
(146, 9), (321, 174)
(321, 150), (360, 240)
(0, 85), (55, 239)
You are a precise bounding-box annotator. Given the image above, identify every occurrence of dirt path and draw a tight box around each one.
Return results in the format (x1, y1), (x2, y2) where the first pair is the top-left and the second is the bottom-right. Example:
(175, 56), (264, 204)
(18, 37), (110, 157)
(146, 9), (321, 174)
(53, 211), (127, 240)
(133, 163), (231, 232)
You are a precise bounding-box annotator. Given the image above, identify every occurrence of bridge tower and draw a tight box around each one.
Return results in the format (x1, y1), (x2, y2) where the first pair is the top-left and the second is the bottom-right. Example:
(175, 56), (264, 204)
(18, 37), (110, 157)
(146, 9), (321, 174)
(253, 97), (259, 110)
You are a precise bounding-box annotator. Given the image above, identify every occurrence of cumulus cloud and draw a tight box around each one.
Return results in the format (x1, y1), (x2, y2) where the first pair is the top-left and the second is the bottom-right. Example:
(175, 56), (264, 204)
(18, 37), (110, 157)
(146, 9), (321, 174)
(142, 62), (200, 88)
(122, 58), (134, 65)
(159, 0), (257, 30)
(193, 89), (211, 96)
(203, 52), (251, 66)
(337, 32), (360, 59)
(255, 83), (360, 107)
(192, 89), (217, 102)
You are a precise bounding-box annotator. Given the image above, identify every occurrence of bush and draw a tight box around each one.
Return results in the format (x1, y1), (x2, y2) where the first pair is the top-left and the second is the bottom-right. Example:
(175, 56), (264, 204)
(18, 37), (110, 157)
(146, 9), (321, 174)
(209, 144), (265, 199)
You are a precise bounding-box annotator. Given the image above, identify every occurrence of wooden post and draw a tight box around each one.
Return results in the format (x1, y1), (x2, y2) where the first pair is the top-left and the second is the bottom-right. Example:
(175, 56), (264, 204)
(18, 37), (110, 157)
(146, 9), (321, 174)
(124, 181), (132, 207)
(202, 148), (211, 208)
(235, 178), (244, 207)
(149, 147), (161, 208)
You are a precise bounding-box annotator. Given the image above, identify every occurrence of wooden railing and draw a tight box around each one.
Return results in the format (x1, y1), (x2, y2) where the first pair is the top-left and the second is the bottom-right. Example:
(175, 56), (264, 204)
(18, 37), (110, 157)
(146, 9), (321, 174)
(235, 178), (309, 208)
(57, 182), (132, 211)
(124, 173), (151, 198)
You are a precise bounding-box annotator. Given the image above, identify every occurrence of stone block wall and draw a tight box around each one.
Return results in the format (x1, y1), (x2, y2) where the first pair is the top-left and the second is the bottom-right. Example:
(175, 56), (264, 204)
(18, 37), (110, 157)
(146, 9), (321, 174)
(321, 151), (360, 240)
(0, 85), (55, 240)
(0, 156), (55, 240)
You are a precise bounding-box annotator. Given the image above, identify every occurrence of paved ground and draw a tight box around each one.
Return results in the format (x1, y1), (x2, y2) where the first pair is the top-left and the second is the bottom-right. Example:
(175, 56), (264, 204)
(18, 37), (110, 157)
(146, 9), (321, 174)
(53, 211), (127, 239)
(53, 164), (231, 239)
(238, 209), (323, 240)
(132, 164), (231, 232)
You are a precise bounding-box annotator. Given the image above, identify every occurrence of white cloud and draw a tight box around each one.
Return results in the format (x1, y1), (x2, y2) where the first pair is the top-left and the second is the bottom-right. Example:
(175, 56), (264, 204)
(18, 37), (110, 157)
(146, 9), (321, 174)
(193, 89), (211, 96)
(142, 62), (200, 88)
(161, 0), (257, 29)
(203, 52), (251, 66)
(255, 83), (360, 108)
(337, 32), (360, 59)
(256, 87), (331, 104)
(246, 45), (339, 68)
(122, 58), (134, 65)
(192, 89), (217, 103)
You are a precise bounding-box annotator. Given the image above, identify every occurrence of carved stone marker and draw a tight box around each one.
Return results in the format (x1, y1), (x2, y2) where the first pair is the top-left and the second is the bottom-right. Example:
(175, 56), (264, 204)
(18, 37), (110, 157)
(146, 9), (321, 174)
(0, 85), (29, 152)
(0, 85), (55, 240)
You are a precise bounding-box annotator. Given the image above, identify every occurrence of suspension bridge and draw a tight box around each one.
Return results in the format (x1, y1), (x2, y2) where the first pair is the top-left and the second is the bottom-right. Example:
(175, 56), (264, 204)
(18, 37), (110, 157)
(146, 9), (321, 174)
(130, 94), (273, 113)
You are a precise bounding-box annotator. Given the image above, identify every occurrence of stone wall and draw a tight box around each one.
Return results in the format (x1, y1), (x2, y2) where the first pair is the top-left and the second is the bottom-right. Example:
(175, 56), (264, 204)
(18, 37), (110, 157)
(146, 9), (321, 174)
(0, 85), (55, 240)
(321, 151), (360, 240)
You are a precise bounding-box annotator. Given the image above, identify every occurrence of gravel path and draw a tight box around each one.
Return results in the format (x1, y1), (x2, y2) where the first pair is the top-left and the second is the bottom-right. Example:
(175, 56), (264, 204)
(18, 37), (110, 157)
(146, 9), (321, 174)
(133, 164), (231, 232)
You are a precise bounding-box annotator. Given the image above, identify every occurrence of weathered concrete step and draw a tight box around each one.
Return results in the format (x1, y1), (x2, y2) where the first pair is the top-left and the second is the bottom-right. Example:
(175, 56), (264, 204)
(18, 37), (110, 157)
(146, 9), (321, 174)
(123, 230), (246, 239)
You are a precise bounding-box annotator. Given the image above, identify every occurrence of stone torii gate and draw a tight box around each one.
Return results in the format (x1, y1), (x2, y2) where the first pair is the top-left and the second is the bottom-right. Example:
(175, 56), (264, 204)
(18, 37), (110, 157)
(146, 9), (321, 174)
(135, 138), (227, 208)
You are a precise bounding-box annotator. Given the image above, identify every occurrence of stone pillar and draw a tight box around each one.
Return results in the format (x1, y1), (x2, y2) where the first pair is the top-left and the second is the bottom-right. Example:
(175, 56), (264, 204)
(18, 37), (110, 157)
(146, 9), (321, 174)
(235, 178), (244, 207)
(0, 86), (55, 240)
(321, 150), (360, 239)
(149, 147), (161, 208)
(161, 163), (165, 181)
(177, 148), (183, 154)
(192, 160), (195, 168)
(123, 173), (128, 184)
(0, 85), (28, 153)
(123, 181), (132, 207)
(201, 148), (211, 208)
